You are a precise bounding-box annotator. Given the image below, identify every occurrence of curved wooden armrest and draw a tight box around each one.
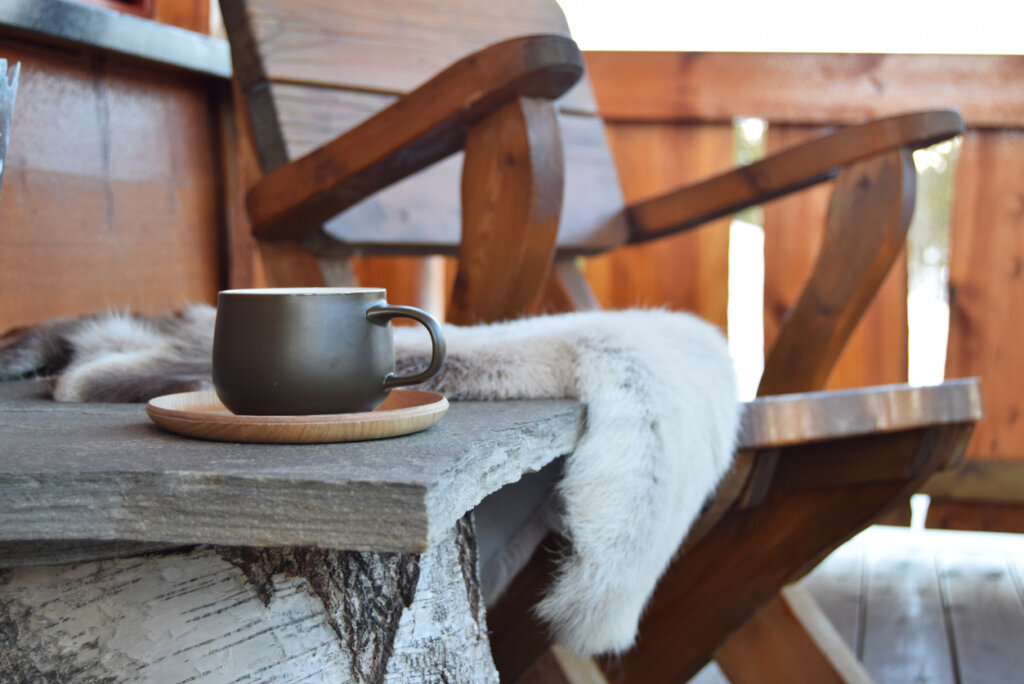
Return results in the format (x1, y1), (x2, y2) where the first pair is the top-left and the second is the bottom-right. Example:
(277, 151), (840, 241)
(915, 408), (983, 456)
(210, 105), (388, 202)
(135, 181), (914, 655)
(627, 109), (963, 242)
(246, 34), (583, 241)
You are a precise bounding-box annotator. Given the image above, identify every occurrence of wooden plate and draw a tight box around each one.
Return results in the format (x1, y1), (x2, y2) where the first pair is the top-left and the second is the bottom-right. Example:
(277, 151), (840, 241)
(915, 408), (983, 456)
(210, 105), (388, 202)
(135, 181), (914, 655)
(146, 390), (448, 443)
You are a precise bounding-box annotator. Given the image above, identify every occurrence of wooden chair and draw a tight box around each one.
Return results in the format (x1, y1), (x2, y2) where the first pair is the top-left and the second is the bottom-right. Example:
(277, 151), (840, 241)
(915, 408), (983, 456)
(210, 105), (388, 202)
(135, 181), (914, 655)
(217, 1), (978, 681)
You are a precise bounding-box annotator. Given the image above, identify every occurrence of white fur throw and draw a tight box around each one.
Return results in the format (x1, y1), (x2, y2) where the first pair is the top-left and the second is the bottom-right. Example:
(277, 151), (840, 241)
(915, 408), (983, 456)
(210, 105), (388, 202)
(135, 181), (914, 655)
(398, 310), (740, 654)
(0, 306), (740, 656)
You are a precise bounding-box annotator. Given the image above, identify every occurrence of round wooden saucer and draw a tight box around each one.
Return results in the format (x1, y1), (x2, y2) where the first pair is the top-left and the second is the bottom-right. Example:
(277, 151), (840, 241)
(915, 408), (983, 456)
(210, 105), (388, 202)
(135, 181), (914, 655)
(146, 390), (448, 443)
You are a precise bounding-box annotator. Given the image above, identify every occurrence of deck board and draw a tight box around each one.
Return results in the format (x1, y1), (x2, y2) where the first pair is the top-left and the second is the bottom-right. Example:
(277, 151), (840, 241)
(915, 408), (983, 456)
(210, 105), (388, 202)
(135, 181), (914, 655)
(938, 543), (1024, 684)
(861, 530), (955, 684)
(787, 525), (1024, 684)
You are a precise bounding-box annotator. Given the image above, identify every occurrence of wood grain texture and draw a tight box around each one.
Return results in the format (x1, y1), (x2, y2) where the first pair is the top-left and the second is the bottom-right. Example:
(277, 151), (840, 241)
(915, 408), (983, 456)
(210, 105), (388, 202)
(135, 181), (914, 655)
(267, 85), (626, 255)
(628, 111), (960, 245)
(946, 129), (1024, 462)
(763, 126), (909, 391)
(219, 0), (597, 113)
(0, 521), (498, 682)
(586, 122), (733, 329)
(449, 97), (563, 325)
(0, 37), (222, 332)
(146, 389), (448, 443)
(758, 148), (916, 395)
(585, 52), (1024, 128)
(599, 422), (973, 683)
(245, 35), (583, 241)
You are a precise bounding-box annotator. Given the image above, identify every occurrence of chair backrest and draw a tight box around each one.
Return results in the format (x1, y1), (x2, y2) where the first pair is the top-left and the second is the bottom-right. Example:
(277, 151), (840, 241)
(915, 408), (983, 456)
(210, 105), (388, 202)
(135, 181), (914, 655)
(219, 0), (628, 256)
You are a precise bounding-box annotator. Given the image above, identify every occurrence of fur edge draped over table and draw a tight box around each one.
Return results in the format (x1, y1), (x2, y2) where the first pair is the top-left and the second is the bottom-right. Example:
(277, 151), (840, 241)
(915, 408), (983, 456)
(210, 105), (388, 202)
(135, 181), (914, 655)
(0, 307), (741, 680)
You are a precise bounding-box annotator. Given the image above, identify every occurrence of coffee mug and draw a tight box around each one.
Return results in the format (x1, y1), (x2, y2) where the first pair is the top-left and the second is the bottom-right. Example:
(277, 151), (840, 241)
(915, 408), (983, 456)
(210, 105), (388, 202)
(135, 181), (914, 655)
(212, 287), (446, 415)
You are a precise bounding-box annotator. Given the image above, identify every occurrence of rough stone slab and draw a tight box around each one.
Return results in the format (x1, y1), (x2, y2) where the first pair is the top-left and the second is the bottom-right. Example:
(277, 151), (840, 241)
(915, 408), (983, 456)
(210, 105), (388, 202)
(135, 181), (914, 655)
(0, 381), (584, 553)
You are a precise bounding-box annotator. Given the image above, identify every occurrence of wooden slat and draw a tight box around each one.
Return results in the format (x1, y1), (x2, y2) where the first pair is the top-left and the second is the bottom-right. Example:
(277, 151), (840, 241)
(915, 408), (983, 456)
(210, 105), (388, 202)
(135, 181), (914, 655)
(584, 52), (1024, 129)
(924, 460), (1024, 504)
(938, 547), (1024, 682)
(946, 129), (1024, 462)
(628, 111), (960, 245)
(859, 530), (955, 684)
(154, 0), (210, 33)
(585, 122), (733, 329)
(763, 126), (909, 391)
(269, 84), (626, 255)
(0, 37), (221, 332)
(220, 0), (597, 113)
(926, 499), (1024, 534)
(245, 35), (583, 241)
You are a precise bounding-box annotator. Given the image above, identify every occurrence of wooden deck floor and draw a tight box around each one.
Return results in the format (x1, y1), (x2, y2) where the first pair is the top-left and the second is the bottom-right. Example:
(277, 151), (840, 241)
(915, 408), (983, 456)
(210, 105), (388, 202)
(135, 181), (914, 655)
(689, 525), (1024, 684)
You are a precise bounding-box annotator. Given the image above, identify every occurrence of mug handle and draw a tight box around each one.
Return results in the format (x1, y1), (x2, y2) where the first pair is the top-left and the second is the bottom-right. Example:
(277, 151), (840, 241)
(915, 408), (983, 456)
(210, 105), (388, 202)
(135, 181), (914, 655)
(365, 304), (447, 389)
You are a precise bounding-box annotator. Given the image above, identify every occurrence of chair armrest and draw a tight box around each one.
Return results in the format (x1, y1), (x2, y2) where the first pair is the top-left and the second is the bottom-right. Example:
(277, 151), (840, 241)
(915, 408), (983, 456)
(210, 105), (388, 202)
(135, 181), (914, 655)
(246, 34), (583, 241)
(626, 109), (963, 242)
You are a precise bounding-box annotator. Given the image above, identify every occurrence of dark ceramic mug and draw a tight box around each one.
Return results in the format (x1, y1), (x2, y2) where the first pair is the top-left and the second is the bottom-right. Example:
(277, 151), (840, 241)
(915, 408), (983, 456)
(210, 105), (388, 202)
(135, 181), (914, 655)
(212, 287), (446, 415)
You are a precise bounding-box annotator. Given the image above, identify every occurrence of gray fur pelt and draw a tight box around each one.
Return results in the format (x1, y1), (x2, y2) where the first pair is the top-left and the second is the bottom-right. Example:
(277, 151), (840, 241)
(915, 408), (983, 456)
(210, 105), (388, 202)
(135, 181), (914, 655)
(0, 305), (740, 655)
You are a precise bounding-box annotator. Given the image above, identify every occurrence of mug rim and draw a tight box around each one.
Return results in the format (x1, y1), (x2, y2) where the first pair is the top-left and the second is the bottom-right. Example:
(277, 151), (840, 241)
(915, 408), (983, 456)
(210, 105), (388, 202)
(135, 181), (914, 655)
(219, 287), (386, 296)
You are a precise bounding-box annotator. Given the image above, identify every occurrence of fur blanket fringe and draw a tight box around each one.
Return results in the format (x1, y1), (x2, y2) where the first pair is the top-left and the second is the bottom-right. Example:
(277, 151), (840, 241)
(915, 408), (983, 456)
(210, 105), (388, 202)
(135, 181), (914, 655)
(0, 306), (740, 656)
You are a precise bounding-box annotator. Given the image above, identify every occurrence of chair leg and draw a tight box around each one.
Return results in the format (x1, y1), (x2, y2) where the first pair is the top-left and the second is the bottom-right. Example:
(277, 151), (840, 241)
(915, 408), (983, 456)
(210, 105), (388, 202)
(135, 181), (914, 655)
(449, 96), (564, 324)
(714, 585), (874, 684)
(516, 645), (609, 684)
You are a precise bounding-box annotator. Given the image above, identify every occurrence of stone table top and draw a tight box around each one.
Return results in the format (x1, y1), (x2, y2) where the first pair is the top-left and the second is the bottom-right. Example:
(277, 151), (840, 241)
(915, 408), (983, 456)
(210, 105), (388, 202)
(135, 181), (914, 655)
(0, 381), (584, 553)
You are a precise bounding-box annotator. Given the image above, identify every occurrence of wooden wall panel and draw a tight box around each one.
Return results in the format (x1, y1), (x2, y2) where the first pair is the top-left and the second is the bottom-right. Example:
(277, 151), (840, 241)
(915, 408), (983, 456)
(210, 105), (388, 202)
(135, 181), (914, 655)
(585, 122), (732, 330)
(763, 126), (909, 390)
(0, 38), (222, 331)
(946, 129), (1024, 462)
(585, 52), (1024, 129)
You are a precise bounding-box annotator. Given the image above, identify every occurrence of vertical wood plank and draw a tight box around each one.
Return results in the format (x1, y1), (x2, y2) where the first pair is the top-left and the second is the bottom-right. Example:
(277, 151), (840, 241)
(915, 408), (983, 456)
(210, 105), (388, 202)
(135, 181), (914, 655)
(586, 122), (732, 330)
(946, 129), (1024, 462)
(763, 125), (908, 390)
(153, 0), (210, 33)
(0, 38), (222, 331)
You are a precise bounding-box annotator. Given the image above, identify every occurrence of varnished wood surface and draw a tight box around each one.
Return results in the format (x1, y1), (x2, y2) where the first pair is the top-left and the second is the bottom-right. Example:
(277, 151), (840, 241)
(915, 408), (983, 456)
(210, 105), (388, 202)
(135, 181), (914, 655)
(245, 35), (583, 241)
(946, 129), (1024, 463)
(714, 585), (873, 684)
(627, 111), (962, 243)
(449, 97), (563, 324)
(585, 52), (1024, 128)
(0, 37), (222, 332)
(599, 422), (972, 684)
(758, 149), (915, 395)
(762, 126), (909, 392)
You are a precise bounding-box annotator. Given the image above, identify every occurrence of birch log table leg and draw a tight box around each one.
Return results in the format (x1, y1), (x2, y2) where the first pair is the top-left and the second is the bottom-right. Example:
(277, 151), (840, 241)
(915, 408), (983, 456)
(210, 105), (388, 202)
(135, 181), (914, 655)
(0, 519), (495, 682)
